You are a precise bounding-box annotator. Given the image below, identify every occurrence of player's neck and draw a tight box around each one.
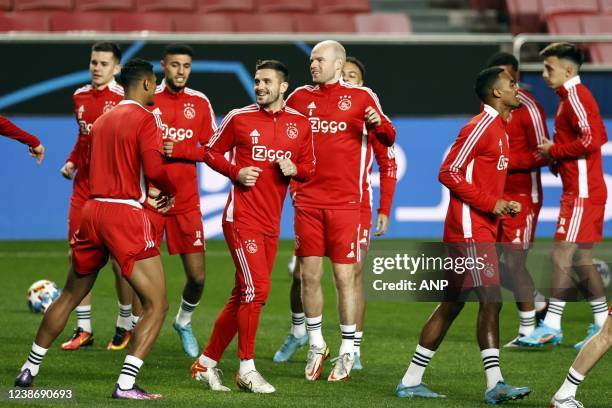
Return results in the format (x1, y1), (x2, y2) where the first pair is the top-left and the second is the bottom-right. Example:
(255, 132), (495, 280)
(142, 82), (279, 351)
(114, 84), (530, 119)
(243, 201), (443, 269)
(261, 100), (284, 113)
(92, 81), (111, 91)
(165, 81), (185, 94)
(123, 93), (148, 107)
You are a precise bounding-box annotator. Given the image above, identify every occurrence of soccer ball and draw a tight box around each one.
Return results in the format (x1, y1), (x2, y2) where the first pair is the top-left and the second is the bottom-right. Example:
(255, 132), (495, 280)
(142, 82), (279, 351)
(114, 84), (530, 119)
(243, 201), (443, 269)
(27, 280), (61, 313)
(593, 258), (610, 288)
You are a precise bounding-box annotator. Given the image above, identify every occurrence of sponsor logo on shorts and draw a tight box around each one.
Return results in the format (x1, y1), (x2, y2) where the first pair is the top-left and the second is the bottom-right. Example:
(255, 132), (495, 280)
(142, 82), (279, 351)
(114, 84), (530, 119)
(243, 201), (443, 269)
(338, 95), (352, 111)
(346, 242), (355, 258)
(245, 239), (258, 254)
(193, 231), (204, 247)
(286, 122), (298, 139)
(557, 217), (566, 234)
(184, 103), (196, 119)
(252, 146), (292, 162)
(483, 262), (495, 278)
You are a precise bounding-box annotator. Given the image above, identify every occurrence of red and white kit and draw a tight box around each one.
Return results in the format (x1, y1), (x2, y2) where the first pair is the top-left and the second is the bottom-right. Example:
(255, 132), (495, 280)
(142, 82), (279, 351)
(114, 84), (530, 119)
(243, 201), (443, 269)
(497, 88), (549, 249)
(549, 76), (608, 243)
(201, 104), (315, 361)
(439, 105), (509, 288)
(71, 101), (175, 278)
(145, 80), (217, 255)
(359, 132), (398, 249)
(0, 115), (41, 147)
(286, 80), (396, 263)
(66, 80), (124, 240)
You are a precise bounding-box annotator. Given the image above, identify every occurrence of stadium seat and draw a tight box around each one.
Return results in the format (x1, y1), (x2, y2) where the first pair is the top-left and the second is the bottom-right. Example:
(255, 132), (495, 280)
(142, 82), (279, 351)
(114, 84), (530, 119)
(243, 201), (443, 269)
(112, 13), (172, 31)
(0, 11), (47, 30)
(546, 14), (583, 34)
(138, 0), (195, 12)
(581, 14), (612, 33)
(540, 0), (599, 19)
(354, 13), (411, 33)
(13, 0), (72, 10)
(295, 14), (355, 32)
(589, 43), (612, 64)
(75, 0), (133, 11)
(256, 0), (313, 13)
(197, 0), (254, 13)
(49, 11), (111, 31)
(505, 0), (541, 34)
(601, 0), (612, 14)
(0, 0), (12, 10)
(234, 13), (294, 32)
(174, 13), (233, 31)
(315, 0), (369, 14)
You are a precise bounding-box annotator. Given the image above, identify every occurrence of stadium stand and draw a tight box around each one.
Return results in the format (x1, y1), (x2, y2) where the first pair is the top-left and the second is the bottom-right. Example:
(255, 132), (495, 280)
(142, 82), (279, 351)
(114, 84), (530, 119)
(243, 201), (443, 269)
(177, 13), (234, 31)
(0, 0), (12, 10)
(49, 11), (112, 31)
(505, 0), (542, 34)
(137, 0), (195, 12)
(354, 12), (412, 33)
(256, 0), (314, 13)
(316, 0), (370, 14)
(75, 0), (134, 11)
(540, 0), (599, 19)
(0, 11), (46, 30)
(197, 0), (254, 13)
(13, 0), (71, 10)
(546, 14), (583, 34)
(111, 12), (172, 31)
(295, 14), (355, 32)
(233, 12), (294, 32)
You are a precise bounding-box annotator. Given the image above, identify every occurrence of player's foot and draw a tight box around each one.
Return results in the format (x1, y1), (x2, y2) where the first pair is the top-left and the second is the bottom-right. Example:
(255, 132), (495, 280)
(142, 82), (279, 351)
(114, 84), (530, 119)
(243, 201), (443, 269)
(107, 327), (132, 351)
(61, 327), (94, 350)
(535, 301), (549, 322)
(484, 381), (531, 404)
(273, 333), (308, 362)
(173, 321), (199, 358)
(503, 335), (530, 348)
(353, 352), (363, 370)
(395, 382), (446, 398)
(517, 322), (562, 347)
(550, 395), (584, 408)
(111, 384), (163, 400)
(14, 369), (34, 388)
(236, 370), (275, 394)
(327, 353), (354, 382)
(573, 323), (601, 350)
(305, 344), (329, 381)
(287, 255), (297, 275)
(191, 359), (230, 391)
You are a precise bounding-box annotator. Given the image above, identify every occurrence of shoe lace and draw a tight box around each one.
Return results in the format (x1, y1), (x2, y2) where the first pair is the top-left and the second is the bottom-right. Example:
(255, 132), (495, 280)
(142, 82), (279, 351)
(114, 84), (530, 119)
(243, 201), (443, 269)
(70, 327), (84, 340)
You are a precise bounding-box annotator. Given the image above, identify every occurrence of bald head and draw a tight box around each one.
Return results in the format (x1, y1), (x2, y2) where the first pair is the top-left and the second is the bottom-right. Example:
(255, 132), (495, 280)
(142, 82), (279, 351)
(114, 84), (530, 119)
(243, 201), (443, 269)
(310, 40), (346, 85)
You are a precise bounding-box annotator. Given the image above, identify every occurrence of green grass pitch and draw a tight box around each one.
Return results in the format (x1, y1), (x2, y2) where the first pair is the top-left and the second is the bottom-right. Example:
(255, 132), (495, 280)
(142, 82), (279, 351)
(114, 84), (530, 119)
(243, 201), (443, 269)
(1, 240), (610, 407)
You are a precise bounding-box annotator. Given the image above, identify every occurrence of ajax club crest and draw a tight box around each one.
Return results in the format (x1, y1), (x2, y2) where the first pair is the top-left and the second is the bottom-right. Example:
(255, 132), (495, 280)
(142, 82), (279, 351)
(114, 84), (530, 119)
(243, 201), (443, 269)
(338, 95), (352, 111)
(245, 239), (258, 254)
(183, 103), (196, 119)
(286, 123), (298, 139)
(103, 100), (117, 113)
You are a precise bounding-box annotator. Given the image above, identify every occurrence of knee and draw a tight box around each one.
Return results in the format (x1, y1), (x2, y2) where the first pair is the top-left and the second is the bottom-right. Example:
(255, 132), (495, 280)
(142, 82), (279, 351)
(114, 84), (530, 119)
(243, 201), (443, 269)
(440, 302), (464, 318)
(187, 275), (205, 290)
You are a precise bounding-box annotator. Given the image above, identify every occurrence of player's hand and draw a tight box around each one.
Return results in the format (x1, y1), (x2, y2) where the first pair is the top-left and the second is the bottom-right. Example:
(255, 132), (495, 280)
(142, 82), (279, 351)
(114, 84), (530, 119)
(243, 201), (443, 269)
(146, 187), (161, 208)
(374, 213), (389, 236)
(155, 194), (175, 213)
(493, 199), (511, 216)
(507, 201), (522, 217)
(29, 144), (45, 165)
(364, 106), (381, 127)
(163, 141), (175, 157)
(549, 160), (559, 177)
(60, 161), (75, 179)
(237, 166), (263, 187)
(277, 158), (297, 177)
(537, 139), (553, 160)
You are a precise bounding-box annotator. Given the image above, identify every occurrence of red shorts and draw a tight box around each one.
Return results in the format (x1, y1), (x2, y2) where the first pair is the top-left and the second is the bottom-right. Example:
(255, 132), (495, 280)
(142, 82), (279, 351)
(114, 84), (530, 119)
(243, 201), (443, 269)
(498, 200), (541, 250)
(444, 240), (500, 293)
(294, 206), (360, 264)
(359, 206), (373, 251)
(554, 197), (604, 243)
(71, 200), (159, 278)
(146, 209), (205, 255)
(223, 223), (278, 304)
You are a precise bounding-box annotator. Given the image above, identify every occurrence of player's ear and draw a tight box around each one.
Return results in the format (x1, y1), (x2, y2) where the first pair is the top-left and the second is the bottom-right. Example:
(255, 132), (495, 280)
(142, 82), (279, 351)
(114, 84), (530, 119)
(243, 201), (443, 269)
(280, 81), (289, 94)
(160, 59), (165, 70)
(113, 64), (121, 76)
(492, 87), (502, 98)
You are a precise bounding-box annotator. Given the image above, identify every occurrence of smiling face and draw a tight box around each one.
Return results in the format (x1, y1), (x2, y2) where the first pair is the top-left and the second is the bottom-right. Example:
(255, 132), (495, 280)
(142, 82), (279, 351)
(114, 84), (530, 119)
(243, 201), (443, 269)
(342, 61), (363, 86)
(254, 68), (287, 109)
(161, 53), (192, 91)
(495, 70), (520, 109)
(89, 51), (120, 89)
(310, 42), (343, 85)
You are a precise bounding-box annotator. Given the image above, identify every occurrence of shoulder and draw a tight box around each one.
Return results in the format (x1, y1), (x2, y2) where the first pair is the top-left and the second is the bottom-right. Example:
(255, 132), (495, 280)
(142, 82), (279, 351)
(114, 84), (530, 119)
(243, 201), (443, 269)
(462, 110), (497, 138)
(220, 104), (259, 125)
(109, 83), (124, 97)
(285, 106), (307, 119)
(287, 84), (317, 99)
(184, 87), (212, 104)
(342, 82), (379, 100)
(518, 89), (543, 111)
(573, 84), (598, 108)
(73, 84), (92, 96)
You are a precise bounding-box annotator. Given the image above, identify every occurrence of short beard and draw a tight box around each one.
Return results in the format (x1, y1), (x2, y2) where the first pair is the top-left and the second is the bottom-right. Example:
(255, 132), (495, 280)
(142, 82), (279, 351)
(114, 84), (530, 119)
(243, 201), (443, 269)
(166, 79), (185, 93)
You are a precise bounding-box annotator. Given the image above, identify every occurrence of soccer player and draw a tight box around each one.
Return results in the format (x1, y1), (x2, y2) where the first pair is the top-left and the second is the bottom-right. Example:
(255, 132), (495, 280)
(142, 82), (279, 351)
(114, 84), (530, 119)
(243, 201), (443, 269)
(0, 115), (45, 164)
(519, 43), (609, 350)
(59, 42), (137, 351)
(144, 44), (217, 358)
(396, 67), (531, 403)
(184, 60), (314, 393)
(550, 311), (611, 407)
(285, 40), (395, 382)
(15, 58), (176, 400)
(484, 52), (550, 346)
(273, 56), (397, 371)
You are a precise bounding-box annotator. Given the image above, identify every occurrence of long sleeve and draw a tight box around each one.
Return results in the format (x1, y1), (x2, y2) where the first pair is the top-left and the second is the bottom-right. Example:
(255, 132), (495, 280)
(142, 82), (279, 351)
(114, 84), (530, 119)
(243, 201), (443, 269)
(0, 115), (41, 148)
(509, 97), (549, 171)
(371, 134), (397, 215)
(142, 150), (176, 196)
(293, 126), (316, 182)
(202, 115), (240, 182)
(364, 90), (396, 146)
(438, 123), (498, 213)
(168, 101), (218, 162)
(550, 90), (603, 160)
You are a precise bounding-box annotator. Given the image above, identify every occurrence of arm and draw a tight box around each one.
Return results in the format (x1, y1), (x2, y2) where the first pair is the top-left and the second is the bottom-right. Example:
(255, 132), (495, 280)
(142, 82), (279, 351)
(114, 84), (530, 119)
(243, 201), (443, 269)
(0, 115), (41, 148)
(364, 90), (396, 146)
(202, 115), (240, 182)
(372, 135), (398, 216)
(438, 125), (498, 213)
(549, 92), (602, 159)
(165, 100), (218, 162)
(142, 150), (176, 196)
(292, 125), (316, 182)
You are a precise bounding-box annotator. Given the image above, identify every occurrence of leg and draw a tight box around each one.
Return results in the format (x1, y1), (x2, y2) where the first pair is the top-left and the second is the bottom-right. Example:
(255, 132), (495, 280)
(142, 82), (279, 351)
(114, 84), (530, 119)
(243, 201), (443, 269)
(353, 256), (366, 368)
(108, 258), (136, 350)
(300, 256), (325, 344)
